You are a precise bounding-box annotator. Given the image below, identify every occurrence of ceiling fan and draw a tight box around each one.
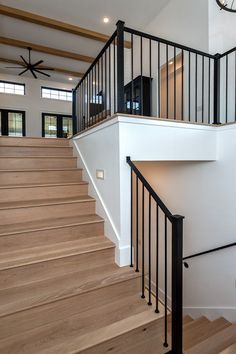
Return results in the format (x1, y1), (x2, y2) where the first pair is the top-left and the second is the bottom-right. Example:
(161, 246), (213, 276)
(5, 47), (54, 79)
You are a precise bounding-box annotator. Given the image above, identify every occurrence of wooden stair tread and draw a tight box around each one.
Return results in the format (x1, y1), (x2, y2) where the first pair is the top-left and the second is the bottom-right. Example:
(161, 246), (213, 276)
(0, 294), (163, 354)
(186, 324), (236, 354)
(0, 144), (72, 149)
(184, 317), (231, 350)
(0, 168), (80, 172)
(0, 236), (114, 270)
(219, 342), (236, 354)
(0, 214), (103, 236)
(0, 156), (76, 159)
(0, 181), (88, 190)
(0, 195), (94, 210)
(0, 264), (139, 317)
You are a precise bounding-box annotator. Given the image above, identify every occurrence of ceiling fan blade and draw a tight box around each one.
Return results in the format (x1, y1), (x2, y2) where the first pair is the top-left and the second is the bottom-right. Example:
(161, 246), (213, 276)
(19, 68), (29, 76)
(20, 55), (28, 66)
(32, 60), (44, 67)
(34, 68), (51, 77)
(30, 68), (37, 79)
(37, 68), (54, 71)
(5, 66), (26, 69)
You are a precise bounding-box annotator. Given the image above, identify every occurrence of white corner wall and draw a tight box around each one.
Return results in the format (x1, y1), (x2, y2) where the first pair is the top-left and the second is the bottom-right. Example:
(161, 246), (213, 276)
(73, 115), (216, 265)
(0, 73), (73, 137)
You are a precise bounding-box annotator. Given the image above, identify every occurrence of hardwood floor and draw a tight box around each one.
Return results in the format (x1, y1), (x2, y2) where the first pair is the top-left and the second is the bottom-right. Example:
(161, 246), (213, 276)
(0, 136), (235, 354)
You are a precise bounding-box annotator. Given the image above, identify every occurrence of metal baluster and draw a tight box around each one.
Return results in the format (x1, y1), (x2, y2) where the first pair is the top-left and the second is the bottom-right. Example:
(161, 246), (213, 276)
(235, 51), (236, 122)
(174, 46), (176, 119)
(94, 64), (97, 125)
(130, 170), (133, 268)
(101, 55), (104, 120)
(202, 56), (204, 123)
(181, 50), (184, 121)
(114, 39), (116, 113)
(105, 50), (107, 119)
(158, 42), (161, 118)
(189, 51), (191, 122)
(148, 193), (152, 306)
(136, 175), (139, 273)
(195, 53), (198, 123)
(166, 45), (169, 119)
(141, 183), (145, 298)
(131, 33), (134, 114)
(208, 58), (211, 124)
(140, 36), (143, 115)
(226, 55), (228, 123)
(163, 214), (168, 348)
(109, 45), (111, 116)
(155, 204), (159, 313)
(149, 39), (152, 117)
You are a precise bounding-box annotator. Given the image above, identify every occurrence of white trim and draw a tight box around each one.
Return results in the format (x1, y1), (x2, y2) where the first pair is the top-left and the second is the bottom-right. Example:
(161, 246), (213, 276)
(183, 307), (236, 323)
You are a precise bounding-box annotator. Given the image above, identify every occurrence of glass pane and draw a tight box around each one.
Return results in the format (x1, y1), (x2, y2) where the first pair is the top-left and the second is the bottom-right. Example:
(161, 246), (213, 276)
(44, 115), (57, 138)
(62, 117), (72, 138)
(8, 112), (23, 136)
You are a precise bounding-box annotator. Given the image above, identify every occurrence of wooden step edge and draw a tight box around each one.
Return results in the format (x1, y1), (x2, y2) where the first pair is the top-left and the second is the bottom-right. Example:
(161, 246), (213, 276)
(0, 196), (95, 211)
(0, 136), (68, 141)
(65, 309), (164, 354)
(0, 239), (115, 271)
(0, 156), (77, 159)
(0, 217), (104, 237)
(0, 269), (141, 319)
(0, 144), (72, 149)
(0, 168), (81, 172)
(219, 342), (236, 354)
(0, 181), (88, 190)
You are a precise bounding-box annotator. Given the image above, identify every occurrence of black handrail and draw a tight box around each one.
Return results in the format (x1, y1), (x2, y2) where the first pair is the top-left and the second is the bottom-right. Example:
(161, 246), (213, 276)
(124, 26), (215, 59)
(183, 241), (236, 268)
(75, 30), (117, 90)
(126, 156), (173, 221)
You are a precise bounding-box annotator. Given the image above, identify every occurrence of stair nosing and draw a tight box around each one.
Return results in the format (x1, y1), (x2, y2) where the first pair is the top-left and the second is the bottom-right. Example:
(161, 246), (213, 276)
(0, 239), (115, 271)
(0, 168), (81, 172)
(0, 144), (72, 149)
(0, 216), (104, 237)
(0, 196), (95, 211)
(0, 181), (88, 190)
(0, 156), (77, 159)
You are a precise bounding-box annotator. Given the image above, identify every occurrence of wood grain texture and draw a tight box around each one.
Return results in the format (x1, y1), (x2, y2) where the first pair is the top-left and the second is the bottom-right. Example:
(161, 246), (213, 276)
(0, 36), (94, 63)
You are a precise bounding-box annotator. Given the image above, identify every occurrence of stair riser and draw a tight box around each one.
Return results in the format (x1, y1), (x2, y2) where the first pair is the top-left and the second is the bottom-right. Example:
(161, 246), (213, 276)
(0, 137), (69, 146)
(0, 247), (115, 290)
(0, 184), (88, 203)
(0, 170), (82, 186)
(0, 222), (104, 252)
(0, 277), (140, 341)
(0, 146), (73, 157)
(0, 157), (77, 170)
(0, 201), (96, 225)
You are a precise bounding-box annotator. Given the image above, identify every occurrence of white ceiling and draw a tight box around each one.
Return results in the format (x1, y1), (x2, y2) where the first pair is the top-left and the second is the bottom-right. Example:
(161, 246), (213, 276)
(0, 0), (169, 84)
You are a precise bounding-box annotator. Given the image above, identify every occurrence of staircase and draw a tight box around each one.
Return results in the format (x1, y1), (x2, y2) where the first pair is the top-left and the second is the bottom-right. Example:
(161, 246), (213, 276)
(0, 136), (235, 354)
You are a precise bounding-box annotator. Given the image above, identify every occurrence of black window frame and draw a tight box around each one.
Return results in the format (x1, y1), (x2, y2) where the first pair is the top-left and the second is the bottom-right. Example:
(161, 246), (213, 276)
(0, 80), (26, 96)
(0, 109), (26, 136)
(41, 86), (72, 102)
(42, 113), (72, 138)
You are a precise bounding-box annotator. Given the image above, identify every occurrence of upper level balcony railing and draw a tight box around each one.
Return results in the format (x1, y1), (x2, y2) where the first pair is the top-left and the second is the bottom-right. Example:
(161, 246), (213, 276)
(72, 21), (236, 132)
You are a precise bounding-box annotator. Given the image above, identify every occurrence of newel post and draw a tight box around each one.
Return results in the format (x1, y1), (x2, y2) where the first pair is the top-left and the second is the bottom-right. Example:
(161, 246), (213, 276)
(116, 20), (125, 113)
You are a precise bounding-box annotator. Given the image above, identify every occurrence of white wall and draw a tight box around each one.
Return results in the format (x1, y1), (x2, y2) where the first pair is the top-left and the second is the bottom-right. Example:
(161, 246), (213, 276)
(209, 0), (236, 54)
(0, 73), (73, 137)
(73, 115), (216, 265)
(144, 0), (209, 52)
(72, 115), (236, 321)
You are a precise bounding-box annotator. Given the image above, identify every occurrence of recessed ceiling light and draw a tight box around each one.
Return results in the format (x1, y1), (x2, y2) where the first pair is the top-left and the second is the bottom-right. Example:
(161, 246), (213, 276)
(103, 17), (109, 23)
(68, 77), (73, 81)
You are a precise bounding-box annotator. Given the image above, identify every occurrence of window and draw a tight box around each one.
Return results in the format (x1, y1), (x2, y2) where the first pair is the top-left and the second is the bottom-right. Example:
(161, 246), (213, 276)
(42, 113), (72, 138)
(41, 87), (72, 102)
(0, 110), (26, 136)
(0, 81), (25, 95)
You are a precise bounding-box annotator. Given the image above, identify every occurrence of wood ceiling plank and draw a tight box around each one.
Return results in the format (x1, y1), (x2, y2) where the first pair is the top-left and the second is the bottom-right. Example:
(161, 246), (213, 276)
(0, 57), (84, 77)
(0, 5), (131, 48)
(0, 36), (94, 63)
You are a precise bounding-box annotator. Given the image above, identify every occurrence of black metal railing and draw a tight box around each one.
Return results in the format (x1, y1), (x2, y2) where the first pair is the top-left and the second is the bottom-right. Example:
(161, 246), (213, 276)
(73, 21), (236, 133)
(127, 156), (184, 354)
(183, 241), (236, 268)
